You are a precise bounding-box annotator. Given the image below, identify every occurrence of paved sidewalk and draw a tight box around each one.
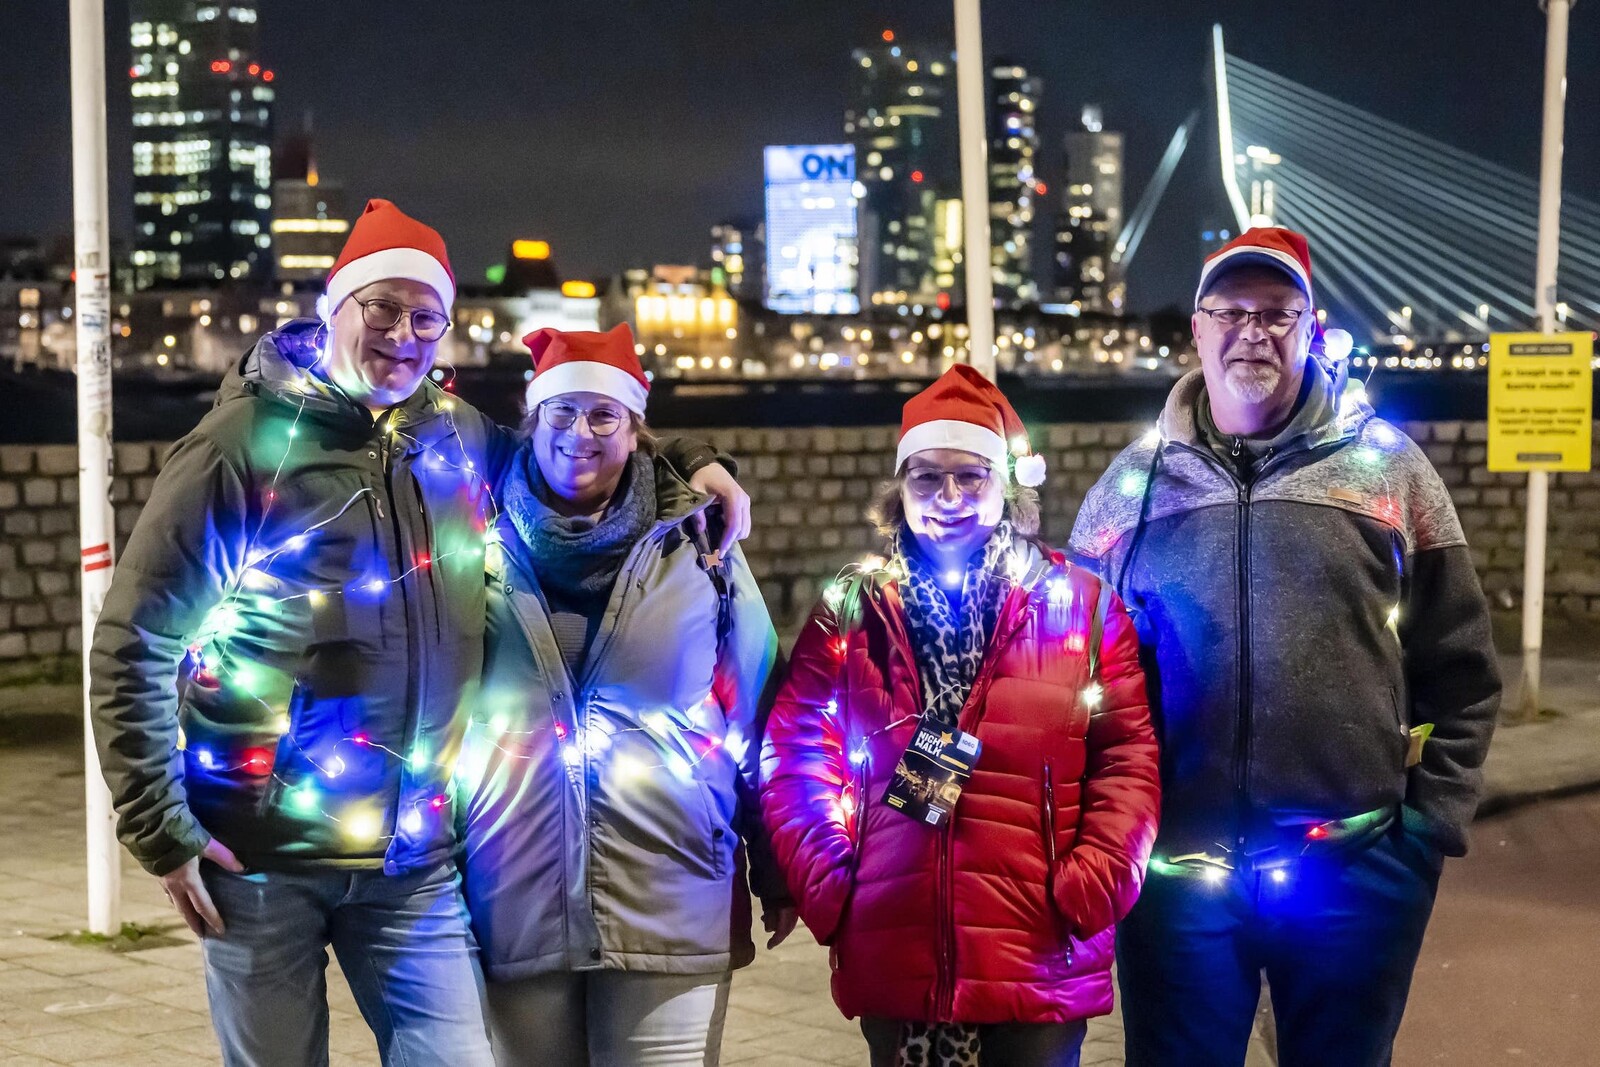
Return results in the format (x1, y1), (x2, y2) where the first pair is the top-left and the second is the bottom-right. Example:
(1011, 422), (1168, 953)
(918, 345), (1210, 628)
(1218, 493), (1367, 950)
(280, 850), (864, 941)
(1, 655), (1593, 1066)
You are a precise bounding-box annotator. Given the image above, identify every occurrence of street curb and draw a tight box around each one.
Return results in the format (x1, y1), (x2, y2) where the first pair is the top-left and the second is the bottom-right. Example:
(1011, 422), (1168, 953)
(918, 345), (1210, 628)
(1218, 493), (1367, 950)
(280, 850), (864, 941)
(1476, 777), (1600, 820)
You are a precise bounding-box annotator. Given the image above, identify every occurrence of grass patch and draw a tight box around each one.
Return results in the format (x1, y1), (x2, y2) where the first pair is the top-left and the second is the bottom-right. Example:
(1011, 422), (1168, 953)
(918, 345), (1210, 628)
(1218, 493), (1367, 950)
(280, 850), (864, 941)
(52, 921), (189, 953)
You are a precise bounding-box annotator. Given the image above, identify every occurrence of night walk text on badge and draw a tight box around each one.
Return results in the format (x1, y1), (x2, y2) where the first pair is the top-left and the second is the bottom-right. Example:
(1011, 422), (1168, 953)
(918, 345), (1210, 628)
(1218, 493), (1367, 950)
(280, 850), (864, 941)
(883, 717), (982, 827)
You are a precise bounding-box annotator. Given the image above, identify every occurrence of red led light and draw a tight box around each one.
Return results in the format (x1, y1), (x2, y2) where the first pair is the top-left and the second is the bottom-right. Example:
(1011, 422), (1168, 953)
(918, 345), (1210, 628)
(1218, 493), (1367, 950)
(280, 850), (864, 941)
(1035, 181), (1049, 195)
(553, 722), (568, 740)
(353, 733), (371, 747)
(248, 63), (260, 75)
(210, 60), (231, 73)
(263, 70), (275, 82)
(1306, 824), (1330, 840)
(910, 170), (925, 183)
(430, 794), (448, 809)
(882, 29), (895, 42)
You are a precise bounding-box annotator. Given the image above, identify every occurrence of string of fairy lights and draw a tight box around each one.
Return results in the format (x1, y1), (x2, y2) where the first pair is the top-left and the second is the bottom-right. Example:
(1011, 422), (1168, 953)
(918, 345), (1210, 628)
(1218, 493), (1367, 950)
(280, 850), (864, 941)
(180, 348), (504, 847)
(802, 548), (1111, 834)
(179, 329), (1414, 865)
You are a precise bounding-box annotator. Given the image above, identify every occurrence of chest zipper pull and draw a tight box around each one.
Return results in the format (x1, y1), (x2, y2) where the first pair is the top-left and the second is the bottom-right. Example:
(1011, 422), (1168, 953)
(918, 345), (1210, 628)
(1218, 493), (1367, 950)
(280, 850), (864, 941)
(1230, 436), (1244, 458)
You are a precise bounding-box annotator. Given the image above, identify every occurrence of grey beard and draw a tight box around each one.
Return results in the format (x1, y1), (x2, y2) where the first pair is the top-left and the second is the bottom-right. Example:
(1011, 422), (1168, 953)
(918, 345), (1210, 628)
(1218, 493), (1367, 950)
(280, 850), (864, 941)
(1224, 362), (1282, 405)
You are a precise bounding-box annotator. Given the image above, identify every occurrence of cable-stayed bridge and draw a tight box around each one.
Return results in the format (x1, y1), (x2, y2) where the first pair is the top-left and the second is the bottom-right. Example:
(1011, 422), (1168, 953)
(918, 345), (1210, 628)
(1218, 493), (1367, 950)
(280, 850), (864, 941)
(1123, 26), (1600, 347)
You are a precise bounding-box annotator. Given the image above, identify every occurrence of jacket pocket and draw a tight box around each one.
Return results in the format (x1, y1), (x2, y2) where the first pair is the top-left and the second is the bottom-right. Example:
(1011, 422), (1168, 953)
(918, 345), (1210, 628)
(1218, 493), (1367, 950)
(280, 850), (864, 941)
(1040, 760), (1072, 947)
(695, 774), (729, 881)
(1388, 686), (1410, 768)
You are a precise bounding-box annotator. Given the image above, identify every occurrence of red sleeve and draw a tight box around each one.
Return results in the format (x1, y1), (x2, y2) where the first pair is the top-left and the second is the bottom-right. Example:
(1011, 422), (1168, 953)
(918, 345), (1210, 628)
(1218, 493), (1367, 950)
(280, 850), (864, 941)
(759, 597), (857, 944)
(1053, 585), (1161, 937)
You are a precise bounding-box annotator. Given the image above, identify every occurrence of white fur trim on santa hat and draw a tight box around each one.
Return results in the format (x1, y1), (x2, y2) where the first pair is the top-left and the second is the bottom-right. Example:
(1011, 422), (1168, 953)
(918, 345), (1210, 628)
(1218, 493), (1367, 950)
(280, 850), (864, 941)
(896, 419), (1010, 481)
(525, 360), (649, 416)
(1014, 453), (1047, 487)
(322, 248), (456, 322)
(1195, 245), (1312, 308)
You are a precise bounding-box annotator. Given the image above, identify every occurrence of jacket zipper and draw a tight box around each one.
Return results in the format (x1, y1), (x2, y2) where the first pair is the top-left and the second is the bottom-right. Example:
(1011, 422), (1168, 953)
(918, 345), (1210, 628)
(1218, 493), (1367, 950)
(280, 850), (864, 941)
(869, 582), (1034, 1021)
(1229, 444), (1272, 855)
(380, 426), (425, 860)
(936, 819), (955, 1020)
(1232, 476), (1252, 855)
(1042, 760), (1059, 922)
(933, 587), (1029, 1020)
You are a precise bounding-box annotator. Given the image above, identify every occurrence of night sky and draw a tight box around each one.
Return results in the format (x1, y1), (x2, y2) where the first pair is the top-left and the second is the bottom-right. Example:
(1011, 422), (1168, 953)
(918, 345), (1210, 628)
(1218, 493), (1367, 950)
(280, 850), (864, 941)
(4, 0), (1597, 312)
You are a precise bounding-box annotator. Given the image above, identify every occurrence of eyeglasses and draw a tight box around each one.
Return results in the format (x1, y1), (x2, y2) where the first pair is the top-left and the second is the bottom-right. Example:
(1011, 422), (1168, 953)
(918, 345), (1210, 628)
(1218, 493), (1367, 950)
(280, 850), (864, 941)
(353, 297), (452, 341)
(540, 401), (627, 437)
(1196, 307), (1308, 334)
(904, 465), (993, 497)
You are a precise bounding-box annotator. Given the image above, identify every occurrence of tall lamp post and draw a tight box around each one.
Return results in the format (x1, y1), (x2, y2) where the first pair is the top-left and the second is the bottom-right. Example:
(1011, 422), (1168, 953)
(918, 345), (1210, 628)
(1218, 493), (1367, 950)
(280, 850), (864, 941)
(70, 0), (122, 933)
(954, 0), (996, 379)
(1519, 0), (1574, 719)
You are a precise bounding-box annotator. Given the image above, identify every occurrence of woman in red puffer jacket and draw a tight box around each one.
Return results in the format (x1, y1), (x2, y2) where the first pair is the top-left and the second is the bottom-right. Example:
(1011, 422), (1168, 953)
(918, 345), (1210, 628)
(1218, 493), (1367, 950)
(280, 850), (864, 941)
(761, 367), (1160, 1067)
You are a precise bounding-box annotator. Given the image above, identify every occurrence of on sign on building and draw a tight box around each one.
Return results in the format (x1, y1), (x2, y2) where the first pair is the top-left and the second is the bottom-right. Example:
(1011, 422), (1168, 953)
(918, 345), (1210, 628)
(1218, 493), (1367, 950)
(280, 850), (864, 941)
(763, 144), (860, 315)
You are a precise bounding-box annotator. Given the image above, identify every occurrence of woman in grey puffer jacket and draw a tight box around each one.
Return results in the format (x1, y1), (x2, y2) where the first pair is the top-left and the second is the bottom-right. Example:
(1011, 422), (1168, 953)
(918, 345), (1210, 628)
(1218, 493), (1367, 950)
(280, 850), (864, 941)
(457, 325), (795, 1067)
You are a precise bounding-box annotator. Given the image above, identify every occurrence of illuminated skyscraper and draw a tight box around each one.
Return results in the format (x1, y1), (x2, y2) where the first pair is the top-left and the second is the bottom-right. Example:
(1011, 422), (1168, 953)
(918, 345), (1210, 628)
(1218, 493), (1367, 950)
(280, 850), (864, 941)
(271, 122), (348, 284)
(129, 1), (274, 289)
(989, 61), (1042, 308)
(1054, 106), (1125, 313)
(710, 219), (764, 303)
(846, 31), (957, 309)
(763, 145), (860, 315)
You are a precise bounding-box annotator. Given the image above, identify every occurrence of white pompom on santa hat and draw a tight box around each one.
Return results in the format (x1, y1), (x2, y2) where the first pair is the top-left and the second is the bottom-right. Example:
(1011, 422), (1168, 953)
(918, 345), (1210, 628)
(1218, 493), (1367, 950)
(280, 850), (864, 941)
(895, 364), (1045, 487)
(317, 199), (456, 321)
(523, 323), (650, 416)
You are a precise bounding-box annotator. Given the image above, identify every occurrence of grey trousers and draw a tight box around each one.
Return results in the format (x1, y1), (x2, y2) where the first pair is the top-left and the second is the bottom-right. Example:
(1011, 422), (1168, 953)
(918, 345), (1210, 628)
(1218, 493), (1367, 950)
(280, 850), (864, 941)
(486, 970), (732, 1067)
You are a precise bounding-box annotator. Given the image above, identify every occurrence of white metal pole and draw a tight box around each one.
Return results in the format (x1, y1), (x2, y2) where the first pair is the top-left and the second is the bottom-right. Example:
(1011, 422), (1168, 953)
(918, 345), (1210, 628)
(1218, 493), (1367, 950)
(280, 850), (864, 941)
(1519, 0), (1572, 720)
(953, 0), (996, 379)
(70, 0), (122, 933)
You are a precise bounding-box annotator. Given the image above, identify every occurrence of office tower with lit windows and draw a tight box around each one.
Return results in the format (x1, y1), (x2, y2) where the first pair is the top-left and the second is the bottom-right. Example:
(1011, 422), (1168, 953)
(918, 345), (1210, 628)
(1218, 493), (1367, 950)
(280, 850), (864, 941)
(271, 124), (349, 284)
(1053, 106), (1125, 313)
(989, 61), (1042, 308)
(763, 145), (860, 315)
(129, 1), (274, 289)
(846, 30), (957, 309)
(710, 219), (764, 302)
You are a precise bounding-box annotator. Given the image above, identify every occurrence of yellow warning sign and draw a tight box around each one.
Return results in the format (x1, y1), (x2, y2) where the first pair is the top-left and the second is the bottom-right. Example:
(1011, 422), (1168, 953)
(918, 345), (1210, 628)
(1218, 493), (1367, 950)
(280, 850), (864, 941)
(1487, 332), (1593, 472)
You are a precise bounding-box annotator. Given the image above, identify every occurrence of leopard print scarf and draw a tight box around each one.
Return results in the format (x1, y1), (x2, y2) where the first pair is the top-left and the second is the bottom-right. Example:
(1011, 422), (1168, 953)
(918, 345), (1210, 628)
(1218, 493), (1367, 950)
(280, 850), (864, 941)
(893, 522), (1017, 730)
(890, 522), (1020, 1067)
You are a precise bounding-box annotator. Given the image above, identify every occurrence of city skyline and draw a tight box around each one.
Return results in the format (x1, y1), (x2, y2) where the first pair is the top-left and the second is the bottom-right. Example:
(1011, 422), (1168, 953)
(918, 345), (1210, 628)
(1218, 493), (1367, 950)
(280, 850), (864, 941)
(4, 1), (1600, 312)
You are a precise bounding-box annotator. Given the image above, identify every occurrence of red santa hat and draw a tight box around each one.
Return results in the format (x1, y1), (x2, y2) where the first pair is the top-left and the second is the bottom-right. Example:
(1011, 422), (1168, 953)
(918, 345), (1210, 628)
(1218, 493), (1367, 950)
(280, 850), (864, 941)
(1195, 226), (1314, 308)
(895, 364), (1045, 486)
(523, 323), (650, 416)
(318, 199), (456, 321)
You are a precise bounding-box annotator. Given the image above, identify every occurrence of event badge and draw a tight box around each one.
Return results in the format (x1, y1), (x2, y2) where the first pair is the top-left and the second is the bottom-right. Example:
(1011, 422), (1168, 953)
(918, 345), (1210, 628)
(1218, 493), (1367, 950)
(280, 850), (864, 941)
(883, 717), (982, 827)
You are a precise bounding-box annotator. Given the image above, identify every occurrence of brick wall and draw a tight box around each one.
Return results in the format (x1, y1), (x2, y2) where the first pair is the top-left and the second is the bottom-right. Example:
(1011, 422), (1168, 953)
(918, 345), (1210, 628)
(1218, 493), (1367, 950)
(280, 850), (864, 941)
(4, 424), (1599, 675)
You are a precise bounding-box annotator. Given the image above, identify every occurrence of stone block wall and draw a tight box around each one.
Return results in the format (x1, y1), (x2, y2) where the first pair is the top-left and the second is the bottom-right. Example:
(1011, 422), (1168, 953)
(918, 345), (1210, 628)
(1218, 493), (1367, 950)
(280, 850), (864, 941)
(3, 425), (1600, 673)
(0, 442), (160, 678)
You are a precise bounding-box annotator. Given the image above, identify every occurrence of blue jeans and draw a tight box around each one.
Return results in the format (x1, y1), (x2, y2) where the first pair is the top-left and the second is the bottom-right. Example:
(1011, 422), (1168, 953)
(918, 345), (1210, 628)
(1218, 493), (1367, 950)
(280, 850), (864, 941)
(200, 860), (495, 1067)
(1117, 825), (1444, 1067)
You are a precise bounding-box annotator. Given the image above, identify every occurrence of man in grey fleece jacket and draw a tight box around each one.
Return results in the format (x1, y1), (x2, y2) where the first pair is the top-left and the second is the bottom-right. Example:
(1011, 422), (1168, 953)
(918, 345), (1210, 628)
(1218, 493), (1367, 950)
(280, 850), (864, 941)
(1070, 228), (1499, 1067)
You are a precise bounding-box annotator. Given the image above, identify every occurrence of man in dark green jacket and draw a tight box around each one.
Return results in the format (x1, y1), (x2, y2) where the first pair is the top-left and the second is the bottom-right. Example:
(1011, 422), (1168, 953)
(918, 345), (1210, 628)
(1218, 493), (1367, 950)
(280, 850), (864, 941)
(90, 199), (745, 1066)
(1072, 228), (1500, 1067)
